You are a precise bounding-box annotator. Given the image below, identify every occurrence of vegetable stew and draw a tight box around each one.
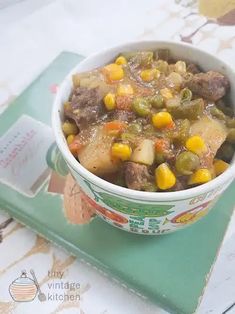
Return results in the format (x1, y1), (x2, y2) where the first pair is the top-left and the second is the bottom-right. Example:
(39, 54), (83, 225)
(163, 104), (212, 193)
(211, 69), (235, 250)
(62, 49), (234, 192)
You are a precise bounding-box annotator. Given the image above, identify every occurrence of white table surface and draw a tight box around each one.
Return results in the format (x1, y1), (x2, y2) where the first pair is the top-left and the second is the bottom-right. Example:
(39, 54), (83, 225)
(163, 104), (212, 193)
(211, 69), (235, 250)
(0, 1), (235, 313)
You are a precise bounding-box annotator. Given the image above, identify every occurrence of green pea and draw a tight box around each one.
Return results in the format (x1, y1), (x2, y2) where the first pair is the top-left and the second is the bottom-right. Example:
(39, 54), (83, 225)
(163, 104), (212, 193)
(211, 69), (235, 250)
(227, 129), (235, 144)
(127, 123), (142, 134)
(132, 98), (151, 117)
(180, 88), (192, 102)
(217, 143), (234, 162)
(149, 94), (164, 108)
(175, 151), (200, 175)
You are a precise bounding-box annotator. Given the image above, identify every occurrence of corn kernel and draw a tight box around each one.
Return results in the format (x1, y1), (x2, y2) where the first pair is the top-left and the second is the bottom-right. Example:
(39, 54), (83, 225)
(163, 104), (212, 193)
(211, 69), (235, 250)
(64, 101), (72, 111)
(72, 74), (80, 87)
(167, 72), (183, 89)
(140, 69), (159, 82)
(104, 63), (124, 81)
(111, 143), (132, 161)
(115, 56), (127, 65)
(186, 135), (207, 155)
(175, 61), (186, 74)
(154, 69), (161, 79)
(155, 163), (176, 190)
(67, 134), (75, 145)
(117, 84), (134, 96)
(209, 166), (216, 179)
(213, 159), (229, 176)
(152, 112), (173, 129)
(140, 69), (151, 82)
(62, 121), (78, 136)
(104, 93), (116, 110)
(160, 88), (173, 100)
(188, 169), (212, 185)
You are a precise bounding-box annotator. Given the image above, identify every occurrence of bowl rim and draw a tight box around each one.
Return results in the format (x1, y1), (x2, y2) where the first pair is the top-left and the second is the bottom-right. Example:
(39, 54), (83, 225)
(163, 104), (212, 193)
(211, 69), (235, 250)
(52, 39), (235, 202)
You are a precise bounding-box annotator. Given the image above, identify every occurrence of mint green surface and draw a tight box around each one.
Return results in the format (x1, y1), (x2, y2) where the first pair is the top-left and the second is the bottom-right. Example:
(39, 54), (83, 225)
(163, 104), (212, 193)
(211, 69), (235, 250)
(0, 52), (234, 314)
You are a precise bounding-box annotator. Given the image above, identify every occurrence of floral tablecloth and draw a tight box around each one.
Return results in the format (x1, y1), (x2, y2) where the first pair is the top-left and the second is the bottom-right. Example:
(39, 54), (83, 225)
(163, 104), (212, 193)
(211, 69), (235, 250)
(0, 0), (235, 313)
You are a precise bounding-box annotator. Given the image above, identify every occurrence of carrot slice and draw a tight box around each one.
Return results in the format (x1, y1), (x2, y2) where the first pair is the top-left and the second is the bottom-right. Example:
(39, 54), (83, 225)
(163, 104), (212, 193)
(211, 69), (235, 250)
(116, 95), (133, 111)
(165, 121), (175, 130)
(68, 136), (83, 156)
(103, 120), (127, 133)
(155, 138), (170, 153)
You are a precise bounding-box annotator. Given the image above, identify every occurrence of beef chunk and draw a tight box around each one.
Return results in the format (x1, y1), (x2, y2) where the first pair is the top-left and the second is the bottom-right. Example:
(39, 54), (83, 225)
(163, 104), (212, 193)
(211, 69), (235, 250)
(65, 87), (105, 129)
(187, 63), (201, 74)
(124, 162), (154, 191)
(169, 177), (187, 192)
(186, 71), (229, 101)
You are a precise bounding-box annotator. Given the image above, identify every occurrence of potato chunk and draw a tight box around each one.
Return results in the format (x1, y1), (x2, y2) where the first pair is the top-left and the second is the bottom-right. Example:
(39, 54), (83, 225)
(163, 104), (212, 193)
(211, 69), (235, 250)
(131, 139), (155, 165)
(190, 116), (227, 156)
(78, 127), (119, 175)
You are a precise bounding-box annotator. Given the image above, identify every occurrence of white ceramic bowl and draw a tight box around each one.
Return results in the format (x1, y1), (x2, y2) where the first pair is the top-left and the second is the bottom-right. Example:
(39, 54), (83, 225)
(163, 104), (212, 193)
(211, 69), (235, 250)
(52, 40), (235, 234)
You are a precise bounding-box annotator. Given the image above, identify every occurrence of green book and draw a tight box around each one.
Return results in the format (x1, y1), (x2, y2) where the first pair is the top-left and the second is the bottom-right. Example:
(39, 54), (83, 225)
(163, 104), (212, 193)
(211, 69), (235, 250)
(0, 52), (234, 314)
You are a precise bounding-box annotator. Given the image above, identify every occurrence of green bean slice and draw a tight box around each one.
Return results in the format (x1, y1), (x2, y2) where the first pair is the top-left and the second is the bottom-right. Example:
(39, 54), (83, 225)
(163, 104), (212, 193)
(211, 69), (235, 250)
(210, 106), (226, 120)
(180, 88), (192, 102)
(155, 153), (165, 165)
(149, 94), (164, 108)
